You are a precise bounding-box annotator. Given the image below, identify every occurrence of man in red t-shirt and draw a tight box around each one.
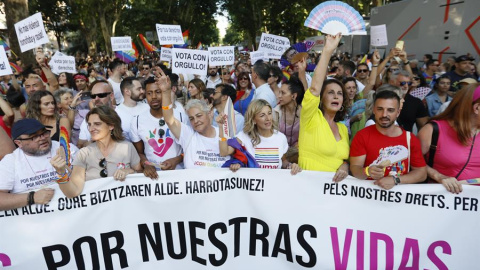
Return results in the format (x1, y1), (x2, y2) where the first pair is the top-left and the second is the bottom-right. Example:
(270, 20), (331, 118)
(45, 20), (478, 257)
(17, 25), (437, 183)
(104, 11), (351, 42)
(350, 90), (427, 189)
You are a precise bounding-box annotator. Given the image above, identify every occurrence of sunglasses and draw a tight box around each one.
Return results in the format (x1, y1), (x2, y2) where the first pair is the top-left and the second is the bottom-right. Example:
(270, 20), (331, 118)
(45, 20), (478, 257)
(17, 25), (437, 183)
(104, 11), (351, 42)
(142, 67), (150, 70)
(269, 74), (276, 78)
(399, 81), (413, 86)
(99, 158), (108, 177)
(239, 77), (249, 81)
(158, 119), (165, 137)
(90, 92), (111, 99)
(413, 77), (420, 80)
(389, 68), (400, 72)
(357, 69), (369, 73)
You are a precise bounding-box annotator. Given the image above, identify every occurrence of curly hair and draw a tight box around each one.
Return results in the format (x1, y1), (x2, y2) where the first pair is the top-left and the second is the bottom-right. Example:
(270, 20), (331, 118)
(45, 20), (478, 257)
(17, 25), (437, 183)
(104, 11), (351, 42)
(243, 99), (278, 147)
(319, 79), (349, 122)
(26, 90), (59, 121)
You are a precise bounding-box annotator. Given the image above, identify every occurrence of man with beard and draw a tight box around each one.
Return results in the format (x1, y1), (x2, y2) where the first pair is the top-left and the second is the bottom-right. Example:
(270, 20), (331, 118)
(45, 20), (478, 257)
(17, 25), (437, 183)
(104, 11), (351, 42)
(211, 83), (244, 134)
(77, 80), (116, 148)
(0, 119), (78, 210)
(349, 90), (427, 189)
(115, 77), (149, 142)
(130, 77), (187, 179)
(107, 59), (127, 105)
(205, 66), (222, 89)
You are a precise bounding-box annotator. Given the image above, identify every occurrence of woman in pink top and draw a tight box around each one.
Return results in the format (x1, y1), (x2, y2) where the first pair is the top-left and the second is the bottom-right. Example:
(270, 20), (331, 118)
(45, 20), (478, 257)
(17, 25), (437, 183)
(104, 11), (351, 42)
(419, 83), (480, 193)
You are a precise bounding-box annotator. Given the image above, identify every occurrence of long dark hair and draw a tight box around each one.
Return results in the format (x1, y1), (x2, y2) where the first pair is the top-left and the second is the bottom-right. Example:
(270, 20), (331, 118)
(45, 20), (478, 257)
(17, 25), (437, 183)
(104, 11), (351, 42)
(319, 79), (349, 122)
(26, 90), (59, 120)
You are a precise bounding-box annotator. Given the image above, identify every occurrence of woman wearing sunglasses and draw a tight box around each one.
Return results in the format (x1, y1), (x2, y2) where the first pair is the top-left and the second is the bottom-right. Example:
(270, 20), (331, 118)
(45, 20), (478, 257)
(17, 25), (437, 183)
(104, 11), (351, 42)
(233, 71), (254, 115)
(50, 106), (142, 198)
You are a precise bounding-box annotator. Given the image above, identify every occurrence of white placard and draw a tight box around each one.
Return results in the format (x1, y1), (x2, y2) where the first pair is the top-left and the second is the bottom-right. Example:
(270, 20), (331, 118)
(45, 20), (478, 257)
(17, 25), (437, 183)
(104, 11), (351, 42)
(160, 47), (172, 62)
(111, 36), (132, 51)
(257, 33), (290, 59)
(172, 48), (208, 76)
(156, 24), (184, 45)
(250, 51), (268, 64)
(0, 46), (13, 76)
(370, 24), (388, 47)
(14, 12), (49, 52)
(49, 54), (76, 74)
(208, 46), (235, 66)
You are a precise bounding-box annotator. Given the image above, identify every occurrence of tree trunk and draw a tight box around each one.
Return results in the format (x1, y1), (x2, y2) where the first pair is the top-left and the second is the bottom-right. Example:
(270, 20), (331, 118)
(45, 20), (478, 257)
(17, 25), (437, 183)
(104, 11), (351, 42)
(97, 8), (112, 56)
(4, 0), (35, 66)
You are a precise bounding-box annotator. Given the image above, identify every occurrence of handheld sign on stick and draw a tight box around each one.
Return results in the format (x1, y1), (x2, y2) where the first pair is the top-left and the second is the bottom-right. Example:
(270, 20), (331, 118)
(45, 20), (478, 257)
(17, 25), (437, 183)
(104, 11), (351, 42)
(222, 97), (236, 139)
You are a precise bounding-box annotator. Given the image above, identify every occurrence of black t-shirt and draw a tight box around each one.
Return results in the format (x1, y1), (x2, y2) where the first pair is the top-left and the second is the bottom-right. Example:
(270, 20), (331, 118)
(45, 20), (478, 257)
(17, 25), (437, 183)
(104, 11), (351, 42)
(398, 94), (428, 132)
(445, 70), (477, 91)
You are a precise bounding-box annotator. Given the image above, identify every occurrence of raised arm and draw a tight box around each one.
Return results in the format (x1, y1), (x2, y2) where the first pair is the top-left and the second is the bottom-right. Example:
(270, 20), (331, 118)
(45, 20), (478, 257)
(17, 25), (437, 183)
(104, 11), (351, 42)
(375, 48), (398, 88)
(36, 51), (59, 92)
(310, 33), (342, 96)
(361, 50), (380, 97)
(158, 69), (182, 140)
(296, 57), (308, 92)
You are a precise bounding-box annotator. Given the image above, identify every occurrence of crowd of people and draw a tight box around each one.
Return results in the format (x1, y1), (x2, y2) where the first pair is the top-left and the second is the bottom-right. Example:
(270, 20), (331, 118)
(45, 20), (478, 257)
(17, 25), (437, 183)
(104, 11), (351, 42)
(0, 33), (479, 211)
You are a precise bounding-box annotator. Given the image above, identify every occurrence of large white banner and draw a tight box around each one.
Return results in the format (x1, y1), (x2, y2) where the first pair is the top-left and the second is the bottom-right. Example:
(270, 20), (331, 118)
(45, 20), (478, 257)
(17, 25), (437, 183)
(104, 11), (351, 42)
(14, 12), (49, 52)
(172, 48), (208, 76)
(1, 169), (479, 269)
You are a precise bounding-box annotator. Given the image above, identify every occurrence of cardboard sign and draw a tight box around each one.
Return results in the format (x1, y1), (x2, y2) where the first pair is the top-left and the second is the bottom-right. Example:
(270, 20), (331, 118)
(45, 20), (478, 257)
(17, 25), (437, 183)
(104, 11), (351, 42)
(222, 97), (236, 138)
(250, 51), (268, 65)
(14, 12), (49, 52)
(111, 36), (132, 51)
(208, 46), (234, 66)
(257, 33), (290, 59)
(156, 24), (184, 45)
(0, 46), (13, 76)
(172, 48), (208, 76)
(160, 47), (172, 62)
(49, 52), (76, 74)
(370, 24), (388, 47)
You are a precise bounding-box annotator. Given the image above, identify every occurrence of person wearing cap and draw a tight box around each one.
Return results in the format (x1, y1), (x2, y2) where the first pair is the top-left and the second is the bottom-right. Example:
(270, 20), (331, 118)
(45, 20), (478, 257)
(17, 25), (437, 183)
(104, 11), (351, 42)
(418, 83), (480, 194)
(445, 55), (478, 93)
(0, 118), (78, 211)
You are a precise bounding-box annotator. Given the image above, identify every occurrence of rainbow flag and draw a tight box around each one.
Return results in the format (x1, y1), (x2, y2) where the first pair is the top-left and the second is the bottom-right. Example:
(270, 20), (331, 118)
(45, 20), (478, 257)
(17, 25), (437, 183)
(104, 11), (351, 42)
(282, 70), (291, 82)
(9, 62), (22, 74)
(138, 34), (159, 52)
(0, 37), (10, 51)
(196, 42), (203, 50)
(59, 126), (71, 168)
(114, 41), (138, 63)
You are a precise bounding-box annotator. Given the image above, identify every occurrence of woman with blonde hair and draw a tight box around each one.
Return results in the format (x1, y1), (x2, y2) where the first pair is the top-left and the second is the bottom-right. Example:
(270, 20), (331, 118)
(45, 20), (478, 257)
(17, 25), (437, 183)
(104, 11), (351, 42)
(217, 99), (301, 174)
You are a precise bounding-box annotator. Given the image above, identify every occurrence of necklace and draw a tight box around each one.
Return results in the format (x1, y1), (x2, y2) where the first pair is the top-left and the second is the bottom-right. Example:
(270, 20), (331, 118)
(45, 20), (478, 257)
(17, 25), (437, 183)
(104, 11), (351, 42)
(283, 104), (298, 146)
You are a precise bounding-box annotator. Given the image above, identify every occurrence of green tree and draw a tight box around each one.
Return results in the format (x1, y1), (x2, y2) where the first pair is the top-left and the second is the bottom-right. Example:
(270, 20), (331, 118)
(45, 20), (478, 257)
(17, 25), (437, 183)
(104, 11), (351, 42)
(3, 0), (35, 65)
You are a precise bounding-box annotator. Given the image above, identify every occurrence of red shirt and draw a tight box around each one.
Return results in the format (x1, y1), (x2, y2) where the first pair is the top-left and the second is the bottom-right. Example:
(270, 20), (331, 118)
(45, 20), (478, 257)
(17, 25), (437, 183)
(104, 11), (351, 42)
(350, 125), (426, 177)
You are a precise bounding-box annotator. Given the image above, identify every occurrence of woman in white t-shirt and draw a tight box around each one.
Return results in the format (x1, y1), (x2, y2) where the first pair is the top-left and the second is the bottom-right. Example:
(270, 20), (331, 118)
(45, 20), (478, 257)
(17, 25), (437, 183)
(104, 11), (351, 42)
(157, 70), (230, 169)
(217, 99), (301, 174)
(50, 106), (142, 198)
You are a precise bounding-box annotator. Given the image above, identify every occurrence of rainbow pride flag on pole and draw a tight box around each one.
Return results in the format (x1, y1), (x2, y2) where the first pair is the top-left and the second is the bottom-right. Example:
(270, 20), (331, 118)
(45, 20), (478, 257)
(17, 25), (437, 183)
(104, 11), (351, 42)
(114, 42), (139, 63)
(138, 34), (159, 52)
(9, 62), (22, 74)
(0, 37), (10, 51)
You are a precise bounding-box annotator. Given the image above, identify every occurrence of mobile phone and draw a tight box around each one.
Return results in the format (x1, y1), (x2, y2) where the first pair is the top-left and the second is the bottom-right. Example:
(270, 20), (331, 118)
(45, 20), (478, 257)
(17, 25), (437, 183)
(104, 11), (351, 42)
(80, 91), (91, 101)
(395, 40), (404, 50)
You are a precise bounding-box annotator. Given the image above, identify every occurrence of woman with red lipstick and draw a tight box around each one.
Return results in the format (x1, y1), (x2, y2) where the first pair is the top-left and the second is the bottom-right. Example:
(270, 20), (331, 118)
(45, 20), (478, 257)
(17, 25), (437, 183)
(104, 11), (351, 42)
(298, 33), (350, 182)
(26, 90), (71, 142)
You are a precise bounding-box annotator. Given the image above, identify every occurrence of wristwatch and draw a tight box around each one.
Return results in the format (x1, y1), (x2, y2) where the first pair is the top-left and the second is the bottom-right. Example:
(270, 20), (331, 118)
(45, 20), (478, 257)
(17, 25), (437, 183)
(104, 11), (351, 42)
(392, 175), (401, 185)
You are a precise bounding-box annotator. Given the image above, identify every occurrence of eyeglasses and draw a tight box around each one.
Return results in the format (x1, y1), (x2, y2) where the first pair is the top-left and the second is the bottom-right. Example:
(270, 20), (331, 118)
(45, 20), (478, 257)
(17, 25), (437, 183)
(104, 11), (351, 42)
(158, 119), (165, 137)
(413, 77), (420, 80)
(399, 81), (413, 86)
(142, 67), (150, 70)
(16, 129), (51, 142)
(90, 92), (112, 99)
(357, 69), (369, 73)
(269, 74), (276, 78)
(239, 77), (249, 81)
(99, 158), (108, 177)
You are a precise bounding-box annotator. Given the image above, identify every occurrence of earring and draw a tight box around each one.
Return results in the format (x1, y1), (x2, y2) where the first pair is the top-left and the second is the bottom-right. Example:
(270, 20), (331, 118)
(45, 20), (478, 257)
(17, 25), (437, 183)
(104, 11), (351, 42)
(339, 106), (344, 111)
(110, 130), (113, 136)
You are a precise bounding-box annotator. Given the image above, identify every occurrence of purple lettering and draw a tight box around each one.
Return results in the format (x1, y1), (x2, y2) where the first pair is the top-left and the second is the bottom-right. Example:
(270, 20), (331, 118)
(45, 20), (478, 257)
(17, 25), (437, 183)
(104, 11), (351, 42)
(427, 241), (451, 270)
(370, 232), (394, 270)
(398, 238), (419, 270)
(330, 227), (352, 270)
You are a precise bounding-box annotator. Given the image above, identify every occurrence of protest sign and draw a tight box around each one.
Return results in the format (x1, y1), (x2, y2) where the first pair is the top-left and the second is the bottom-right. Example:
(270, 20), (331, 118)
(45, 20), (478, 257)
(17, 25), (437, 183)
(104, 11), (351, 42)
(208, 46), (235, 66)
(48, 52), (76, 74)
(370, 24), (388, 47)
(172, 48), (208, 76)
(160, 47), (172, 63)
(111, 36), (132, 51)
(257, 33), (290, 59)
(156, 24), (184, 45)
(250, 51), (268, 65)
(14, 12), (49, 52)
(0, 46), (13, 76)
(1, 169), (479, 269)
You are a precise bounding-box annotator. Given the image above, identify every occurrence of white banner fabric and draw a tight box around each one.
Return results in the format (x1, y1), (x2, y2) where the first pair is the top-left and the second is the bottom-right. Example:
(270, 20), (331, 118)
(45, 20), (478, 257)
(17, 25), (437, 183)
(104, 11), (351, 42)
(0, 169), (479, 269)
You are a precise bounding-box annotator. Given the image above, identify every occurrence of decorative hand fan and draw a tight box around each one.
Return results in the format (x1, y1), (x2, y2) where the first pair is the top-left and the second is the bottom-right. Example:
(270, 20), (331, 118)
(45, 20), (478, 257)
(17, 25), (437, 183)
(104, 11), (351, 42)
(370, 145), (409, 167)
(409, 87), (432, 100)
(59, 126), (71, 167)
(304, 1), (367, 35)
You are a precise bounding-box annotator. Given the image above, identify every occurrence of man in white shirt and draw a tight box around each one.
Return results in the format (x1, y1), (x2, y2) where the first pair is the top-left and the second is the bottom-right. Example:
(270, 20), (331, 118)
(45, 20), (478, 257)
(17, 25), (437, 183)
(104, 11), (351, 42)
(107, 59), (126, 105)
(115, 77), (149, 142)
(205, 66), (222, 89)
(252, 61), (277, 108)
(211, 83), (244, 134)
(0, 119), (78, 210)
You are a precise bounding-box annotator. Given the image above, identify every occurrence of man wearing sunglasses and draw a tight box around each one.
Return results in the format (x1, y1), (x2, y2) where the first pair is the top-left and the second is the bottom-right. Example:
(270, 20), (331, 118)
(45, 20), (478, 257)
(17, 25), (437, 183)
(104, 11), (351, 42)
(77, 80), (116, 148)
(138, 61), (153, 78)
(0, 119), (78, 211)
(355, 63), (370, 86)
(391, 70), (429, 132)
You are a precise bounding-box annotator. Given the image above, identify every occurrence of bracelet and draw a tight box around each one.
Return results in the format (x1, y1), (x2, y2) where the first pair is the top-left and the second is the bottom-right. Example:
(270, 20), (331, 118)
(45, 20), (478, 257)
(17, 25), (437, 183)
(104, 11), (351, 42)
(27, 191), (35, 205)
(364, 166), (370, 177)
(372, 65), (379, 67)
(56, 171), (71, 184)
(68, 105), (77, 110)
(162, 103), (172, 110)
(403, 61), (410, 65)
(220, 137), (227, 142)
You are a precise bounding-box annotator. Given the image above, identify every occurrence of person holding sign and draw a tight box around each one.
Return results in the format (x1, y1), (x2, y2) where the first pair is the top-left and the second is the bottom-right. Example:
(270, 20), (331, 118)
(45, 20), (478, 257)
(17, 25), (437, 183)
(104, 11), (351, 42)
(350, 90), (427, 190)
(217, 99), (301, 174)
(298, 34), (349, 182)
(157, 69), (230, 169)
(50, 106), (142, 198)
(418, 83), (480, 194)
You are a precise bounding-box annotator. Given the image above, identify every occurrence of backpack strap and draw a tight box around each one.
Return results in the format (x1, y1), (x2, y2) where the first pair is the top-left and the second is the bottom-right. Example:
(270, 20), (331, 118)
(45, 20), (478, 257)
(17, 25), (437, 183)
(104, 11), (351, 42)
(427, 121), (439, 167)
(407, 131), (411, 173)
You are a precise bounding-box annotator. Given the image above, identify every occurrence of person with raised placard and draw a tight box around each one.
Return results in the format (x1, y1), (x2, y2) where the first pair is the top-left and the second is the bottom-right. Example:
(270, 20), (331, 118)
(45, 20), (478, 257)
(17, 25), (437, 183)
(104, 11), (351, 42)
(350, 90), (427, 189)
(298, 34), (350, 182)
(418, 83), (480, 194)
(157, 69), (230, 169)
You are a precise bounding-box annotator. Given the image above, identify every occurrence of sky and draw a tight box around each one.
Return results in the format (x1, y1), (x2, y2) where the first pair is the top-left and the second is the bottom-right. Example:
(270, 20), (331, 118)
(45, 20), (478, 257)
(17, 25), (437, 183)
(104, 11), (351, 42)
(215, 11), (229, 39)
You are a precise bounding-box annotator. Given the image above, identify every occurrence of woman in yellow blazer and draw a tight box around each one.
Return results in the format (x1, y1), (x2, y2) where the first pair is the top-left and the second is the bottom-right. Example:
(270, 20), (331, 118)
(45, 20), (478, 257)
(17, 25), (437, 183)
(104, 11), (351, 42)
(299, 33), (350, 182)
